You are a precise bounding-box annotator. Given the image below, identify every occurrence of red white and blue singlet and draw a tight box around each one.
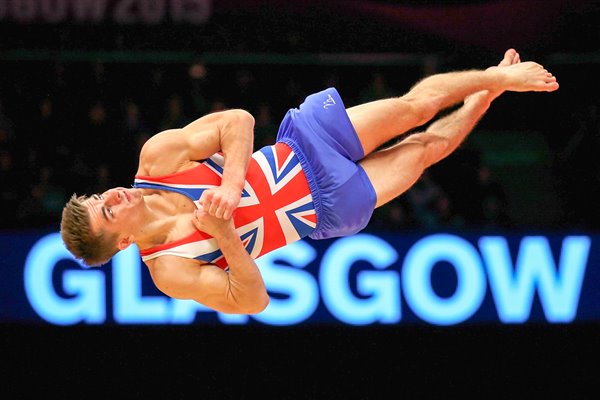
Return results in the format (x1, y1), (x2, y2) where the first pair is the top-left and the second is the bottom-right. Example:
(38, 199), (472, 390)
(134, 143), (317, 269)
(135, 87), (377, 269)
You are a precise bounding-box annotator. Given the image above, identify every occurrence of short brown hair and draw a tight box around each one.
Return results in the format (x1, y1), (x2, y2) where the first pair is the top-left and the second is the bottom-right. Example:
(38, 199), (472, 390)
(60, 194), (119, 267)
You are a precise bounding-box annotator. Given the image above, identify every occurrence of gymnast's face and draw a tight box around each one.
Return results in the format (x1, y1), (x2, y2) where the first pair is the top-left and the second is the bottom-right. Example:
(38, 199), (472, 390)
(84, 187), (144, 249)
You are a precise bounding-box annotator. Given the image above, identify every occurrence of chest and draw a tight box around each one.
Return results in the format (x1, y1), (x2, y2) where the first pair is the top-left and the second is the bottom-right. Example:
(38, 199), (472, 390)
(145, 189), (199, 240)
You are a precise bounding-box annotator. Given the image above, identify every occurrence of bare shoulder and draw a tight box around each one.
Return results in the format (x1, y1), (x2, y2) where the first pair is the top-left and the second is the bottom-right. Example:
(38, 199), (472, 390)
(136, 109), (254, 176)
(137, 128), (192, 175)
(137, 113), (226, 175)
(183, 108), (253, 131)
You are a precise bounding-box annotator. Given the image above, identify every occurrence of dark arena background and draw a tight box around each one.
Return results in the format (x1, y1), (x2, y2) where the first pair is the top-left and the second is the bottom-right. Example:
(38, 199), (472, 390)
(1, 0), (600, 398)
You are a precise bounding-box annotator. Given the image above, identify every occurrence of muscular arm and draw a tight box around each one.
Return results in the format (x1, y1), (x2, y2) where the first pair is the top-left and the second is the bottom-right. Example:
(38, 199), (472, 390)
(147, 208), (269, 314)
(184, 110), (255, 218)
(139, 109), (255, 218)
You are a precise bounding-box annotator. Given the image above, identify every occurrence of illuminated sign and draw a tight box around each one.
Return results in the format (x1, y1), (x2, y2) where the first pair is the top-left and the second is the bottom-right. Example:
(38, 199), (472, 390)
(0, 0), (211, 24)
(16, 231), (593, 326)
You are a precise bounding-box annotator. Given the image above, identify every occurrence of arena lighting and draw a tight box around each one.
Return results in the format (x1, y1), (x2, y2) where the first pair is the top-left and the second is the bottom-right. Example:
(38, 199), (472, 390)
(23, 232), (591, 326)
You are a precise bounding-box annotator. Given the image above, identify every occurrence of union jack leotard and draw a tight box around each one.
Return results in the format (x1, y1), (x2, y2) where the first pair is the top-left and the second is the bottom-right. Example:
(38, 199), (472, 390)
(134, 143), (316, 269)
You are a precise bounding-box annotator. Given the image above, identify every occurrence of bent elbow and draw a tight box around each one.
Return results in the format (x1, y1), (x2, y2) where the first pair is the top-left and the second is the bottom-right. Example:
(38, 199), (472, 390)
(256, 294), (270, 313)
(239, 293), (270, 315)
(230, 109), (255, 127)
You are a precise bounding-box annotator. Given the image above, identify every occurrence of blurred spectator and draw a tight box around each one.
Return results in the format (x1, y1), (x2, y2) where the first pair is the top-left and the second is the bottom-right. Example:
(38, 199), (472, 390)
(30, 97), (71, 174)
(359, 71), (397, 103)
(88, 60), (110, 101)
(433, 193), (465, 229)
(146, 67), (170, 128)
(121, 99), (151, 136)
(17, 166), (66, 228)
(85, 163), (114, 196)
(0, 150), (20, 228)
(61, 100), (116, 192)
(16, 184), (47, 227)
(45, 62), (71, 114)
(473, 164), (509, 229)
(406, 171), (446, 229)
(370, 197), (417, 232)
(283, 78), (306, 112)
(209, 99), (228, 113)
(0, 103), (18, 175)
(254, 103), (278, 148)
(82, 101), (113, 157)
(553, 103), (600, 228)
(119, 98), (154, 176)
(160, 94), (190, 130)
(0, 100), (16, 154)
(230, 69), (259, 112)
(187, 60), (212, 117)
(323, 71), (340, 93)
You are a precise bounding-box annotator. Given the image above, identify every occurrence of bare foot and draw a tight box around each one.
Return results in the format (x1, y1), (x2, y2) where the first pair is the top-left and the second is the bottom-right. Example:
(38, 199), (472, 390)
(497, 48), (520, 67)
(467, 48), (521, 103)
(493, 60), (559, 92)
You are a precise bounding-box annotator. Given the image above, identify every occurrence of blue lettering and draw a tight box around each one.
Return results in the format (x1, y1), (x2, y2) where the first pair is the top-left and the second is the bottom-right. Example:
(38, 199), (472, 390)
(113, 246), (170, 324)
(21, 232), (592, 326)
(24, 233), (105, 325)
(402, 234), (486, 326)
(480, 236), (590, 323)
(253, 241), (319, 325)
(320, 234), (400, 325)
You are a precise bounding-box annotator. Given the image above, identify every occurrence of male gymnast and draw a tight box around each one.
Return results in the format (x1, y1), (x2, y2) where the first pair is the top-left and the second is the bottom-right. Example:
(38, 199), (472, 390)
(61, 49), (558, 314)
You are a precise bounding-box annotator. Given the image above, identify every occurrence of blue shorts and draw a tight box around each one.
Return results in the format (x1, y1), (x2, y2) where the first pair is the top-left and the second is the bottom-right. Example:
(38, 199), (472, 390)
(276, 87), (377, 240)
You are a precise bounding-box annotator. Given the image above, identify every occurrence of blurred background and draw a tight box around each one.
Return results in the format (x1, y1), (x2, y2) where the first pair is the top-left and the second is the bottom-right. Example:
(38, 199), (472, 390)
(1, 0), (599, 397)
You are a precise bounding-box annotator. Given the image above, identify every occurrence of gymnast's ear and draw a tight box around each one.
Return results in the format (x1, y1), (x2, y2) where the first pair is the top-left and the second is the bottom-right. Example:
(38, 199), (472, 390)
(117, 234), (134, 250)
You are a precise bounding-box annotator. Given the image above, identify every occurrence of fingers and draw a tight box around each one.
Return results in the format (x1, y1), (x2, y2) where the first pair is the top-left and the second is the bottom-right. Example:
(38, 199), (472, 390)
(199, 188), (238, 219)
(208, 200), (220, 218)
(191, 209), (203, 230)
(205, 198), (232, 219)
(199, 190), (211, 211)
(222, 207), (234, 220)
(199, 190), (221, 217)
(192, 206), (235, 237)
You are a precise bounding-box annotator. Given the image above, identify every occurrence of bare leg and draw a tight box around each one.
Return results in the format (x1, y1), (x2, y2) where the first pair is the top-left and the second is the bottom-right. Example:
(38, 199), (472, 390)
(347, 50), (557, 156)
(360, 50), (523, 208)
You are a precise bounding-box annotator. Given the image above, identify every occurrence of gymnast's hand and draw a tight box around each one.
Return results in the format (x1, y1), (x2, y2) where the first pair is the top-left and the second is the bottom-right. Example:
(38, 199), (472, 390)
(198, 184), (241, 219)
(192, 206), (235, 238)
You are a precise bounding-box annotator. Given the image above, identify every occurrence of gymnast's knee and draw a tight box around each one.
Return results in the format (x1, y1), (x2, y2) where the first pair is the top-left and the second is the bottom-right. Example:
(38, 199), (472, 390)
(401, 89), (445, 126)
(406, 133), (451, 168)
